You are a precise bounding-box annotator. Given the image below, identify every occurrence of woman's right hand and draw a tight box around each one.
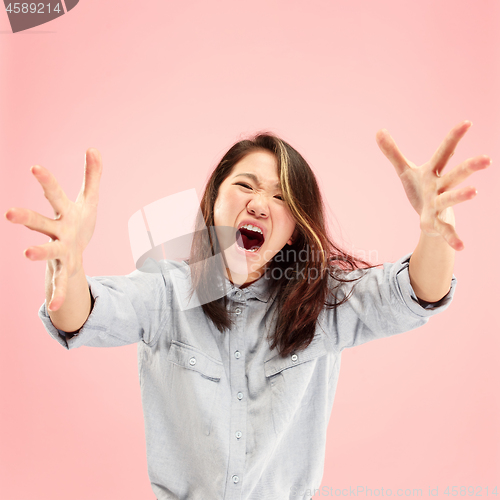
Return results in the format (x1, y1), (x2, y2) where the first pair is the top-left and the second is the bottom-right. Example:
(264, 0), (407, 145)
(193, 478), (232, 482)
(5, 148), (103, 311)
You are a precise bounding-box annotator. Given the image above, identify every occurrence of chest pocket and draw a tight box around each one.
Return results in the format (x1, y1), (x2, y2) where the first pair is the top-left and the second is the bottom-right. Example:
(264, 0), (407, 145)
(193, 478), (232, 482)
(264, 334), (328, 434)
(167, 340), (223, 436)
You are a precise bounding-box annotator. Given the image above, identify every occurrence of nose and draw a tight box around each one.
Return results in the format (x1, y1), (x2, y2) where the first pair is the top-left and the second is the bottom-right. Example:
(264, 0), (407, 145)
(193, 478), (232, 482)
(247, 194), (268, 218)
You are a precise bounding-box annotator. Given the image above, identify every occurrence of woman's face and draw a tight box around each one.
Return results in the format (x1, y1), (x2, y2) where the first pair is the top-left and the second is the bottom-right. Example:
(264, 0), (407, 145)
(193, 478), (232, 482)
(213, 149), (297, 286)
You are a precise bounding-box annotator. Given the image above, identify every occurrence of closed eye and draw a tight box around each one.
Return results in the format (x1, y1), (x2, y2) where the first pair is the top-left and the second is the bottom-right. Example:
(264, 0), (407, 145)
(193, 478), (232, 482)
(236, 182), (283, 201)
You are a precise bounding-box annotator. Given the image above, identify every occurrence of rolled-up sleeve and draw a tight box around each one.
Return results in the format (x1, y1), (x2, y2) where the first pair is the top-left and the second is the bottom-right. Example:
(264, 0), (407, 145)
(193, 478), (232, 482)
(38, 258), (172, 350)
(322, 252), (457, 352)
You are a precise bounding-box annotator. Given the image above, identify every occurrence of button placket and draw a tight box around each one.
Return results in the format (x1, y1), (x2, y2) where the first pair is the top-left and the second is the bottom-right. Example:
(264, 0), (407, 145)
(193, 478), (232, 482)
(228, 293), (246, 493)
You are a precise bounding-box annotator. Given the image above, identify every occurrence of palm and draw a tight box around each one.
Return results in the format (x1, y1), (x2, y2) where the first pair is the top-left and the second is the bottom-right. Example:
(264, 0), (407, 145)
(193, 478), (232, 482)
(375, 121), (490, 250)
(63, 184), (100, 276)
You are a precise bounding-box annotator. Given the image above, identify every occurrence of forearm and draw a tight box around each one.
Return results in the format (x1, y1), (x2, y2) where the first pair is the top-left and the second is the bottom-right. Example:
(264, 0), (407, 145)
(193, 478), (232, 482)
(45, 263), (92, 333)
(409, 231), (455, 303)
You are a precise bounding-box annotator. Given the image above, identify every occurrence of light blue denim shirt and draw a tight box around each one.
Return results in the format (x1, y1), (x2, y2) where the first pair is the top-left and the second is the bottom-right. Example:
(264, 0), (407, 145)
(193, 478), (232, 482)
(38, 253), (457, 500)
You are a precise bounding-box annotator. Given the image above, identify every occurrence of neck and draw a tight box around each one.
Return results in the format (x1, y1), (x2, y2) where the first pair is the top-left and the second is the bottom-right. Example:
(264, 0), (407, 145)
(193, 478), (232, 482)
(224, 267), (264, 288)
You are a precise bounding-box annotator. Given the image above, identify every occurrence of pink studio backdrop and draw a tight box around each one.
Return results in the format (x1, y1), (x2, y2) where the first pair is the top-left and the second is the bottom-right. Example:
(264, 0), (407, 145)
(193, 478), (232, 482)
(1, 1), (499, 499)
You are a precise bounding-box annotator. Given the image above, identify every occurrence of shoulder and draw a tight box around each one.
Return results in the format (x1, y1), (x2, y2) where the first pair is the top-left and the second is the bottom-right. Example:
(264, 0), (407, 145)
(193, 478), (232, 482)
(135, 257), (190, 280)
(324, 263), (373, 303)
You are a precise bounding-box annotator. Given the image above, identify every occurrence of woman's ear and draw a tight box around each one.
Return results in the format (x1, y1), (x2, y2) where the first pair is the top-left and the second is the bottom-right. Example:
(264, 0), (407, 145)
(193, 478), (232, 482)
(287, 227), (299, 246)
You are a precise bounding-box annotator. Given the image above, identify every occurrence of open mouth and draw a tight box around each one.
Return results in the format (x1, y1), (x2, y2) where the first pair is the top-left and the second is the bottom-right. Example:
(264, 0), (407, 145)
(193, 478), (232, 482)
(236, 224), (265, 252)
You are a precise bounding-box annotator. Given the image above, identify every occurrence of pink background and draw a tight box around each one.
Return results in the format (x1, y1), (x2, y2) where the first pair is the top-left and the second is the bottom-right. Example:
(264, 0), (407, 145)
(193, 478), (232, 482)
(1, 1), (499, 498)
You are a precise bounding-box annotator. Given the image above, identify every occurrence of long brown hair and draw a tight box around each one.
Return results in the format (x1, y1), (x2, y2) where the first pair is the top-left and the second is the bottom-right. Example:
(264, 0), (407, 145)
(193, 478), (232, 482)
(188, 132), (379, 357)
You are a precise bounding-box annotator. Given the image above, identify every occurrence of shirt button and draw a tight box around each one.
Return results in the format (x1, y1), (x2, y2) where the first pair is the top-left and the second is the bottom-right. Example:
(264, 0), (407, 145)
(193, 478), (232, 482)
(235, 431), (242, 439)
(232, 475), (239, 484)
(235, 308), (241, 315)
(291, 354), (298, 362)
(234, 350), (241, 359)
(236, 291), (242, 298)
(237, 392), (243, 400)
(189, 357), (196, 366)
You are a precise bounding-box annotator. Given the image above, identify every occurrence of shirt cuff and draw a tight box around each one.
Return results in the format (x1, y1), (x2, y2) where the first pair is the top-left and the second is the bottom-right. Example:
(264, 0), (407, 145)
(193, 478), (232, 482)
(395, 253), (457, 317)
(38, 276), (108, 350)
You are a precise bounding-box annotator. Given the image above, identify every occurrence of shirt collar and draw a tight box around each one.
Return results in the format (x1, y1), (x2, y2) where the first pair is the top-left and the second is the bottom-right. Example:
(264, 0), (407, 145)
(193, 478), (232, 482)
(180, 259), (275, 304)
(224, 267), (274, 303)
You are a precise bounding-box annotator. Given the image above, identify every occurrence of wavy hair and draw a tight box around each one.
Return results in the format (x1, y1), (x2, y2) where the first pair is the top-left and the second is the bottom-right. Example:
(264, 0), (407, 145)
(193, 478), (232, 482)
(188, 132), (379, 357)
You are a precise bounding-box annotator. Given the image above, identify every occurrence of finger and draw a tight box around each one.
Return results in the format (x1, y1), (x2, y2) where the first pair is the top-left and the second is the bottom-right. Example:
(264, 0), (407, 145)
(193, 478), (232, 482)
(430, 120), (472, 176)
(5, 207), (59, 239)
(436, 186), (478, 212)
(24, 239), (64, 261)
(81, 148), (103, 205)
(434, 217), (465, 251)
(30, 164), (70, 217)
(48, 261), (67, 312)
(439, 155), (491, 192)
(375, 129), (411, 176)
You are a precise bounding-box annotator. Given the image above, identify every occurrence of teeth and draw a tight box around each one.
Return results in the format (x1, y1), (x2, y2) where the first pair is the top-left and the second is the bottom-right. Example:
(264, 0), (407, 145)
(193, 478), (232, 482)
(236, 242), (259, 252)
(240, 224), (263, 235)
(237, 223), (264, 252)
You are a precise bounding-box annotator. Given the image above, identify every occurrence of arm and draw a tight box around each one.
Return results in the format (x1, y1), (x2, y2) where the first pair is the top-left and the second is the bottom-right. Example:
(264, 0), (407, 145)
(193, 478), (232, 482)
(409, 230), (454, 303)
(46, 265), (92, 333)
(323, 253), (458, 353)
(38, 260), (170, 350)
(375, 120), (491, 303)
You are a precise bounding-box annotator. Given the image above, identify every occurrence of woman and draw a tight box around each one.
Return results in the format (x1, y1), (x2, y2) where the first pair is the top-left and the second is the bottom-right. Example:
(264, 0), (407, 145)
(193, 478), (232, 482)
(5, 120), (489, 499)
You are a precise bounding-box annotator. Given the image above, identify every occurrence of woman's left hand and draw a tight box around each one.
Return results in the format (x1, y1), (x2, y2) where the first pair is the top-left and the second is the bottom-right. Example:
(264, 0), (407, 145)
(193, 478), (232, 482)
(375, 120), (491, 251)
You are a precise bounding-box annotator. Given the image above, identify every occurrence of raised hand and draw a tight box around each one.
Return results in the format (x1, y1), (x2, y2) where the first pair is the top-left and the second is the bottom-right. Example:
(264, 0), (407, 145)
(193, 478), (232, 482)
(5, 149), (103, 311)
(375, 121), (491, 251)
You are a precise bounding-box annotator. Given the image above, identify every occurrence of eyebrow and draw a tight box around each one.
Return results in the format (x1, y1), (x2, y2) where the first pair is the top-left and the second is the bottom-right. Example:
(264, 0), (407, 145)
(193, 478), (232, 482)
(234, 172), (281, 189)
